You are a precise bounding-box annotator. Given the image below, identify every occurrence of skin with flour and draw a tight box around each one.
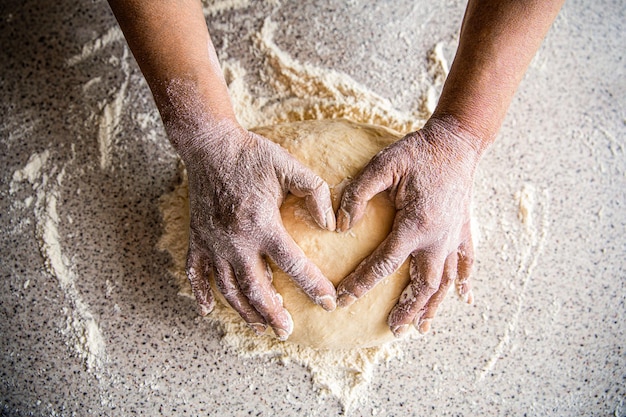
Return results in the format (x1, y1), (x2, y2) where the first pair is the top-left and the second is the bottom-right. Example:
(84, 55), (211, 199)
(107, 0), (564, 341)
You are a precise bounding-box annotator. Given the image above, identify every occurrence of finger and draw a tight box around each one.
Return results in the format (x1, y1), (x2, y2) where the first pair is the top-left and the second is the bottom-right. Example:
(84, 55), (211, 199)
(336, 220), (414, 308)
(336, 154), (395, 232)
(185, 243), (215, 316)
(265, 228), (337, 312)
(387, 250), (447, 337)
(233, 254), (294, 341)
(456, 235), (475, 304)
(415, 251), (457, 334)
(212, 256), (268, 335)
(278, 155), (335, 231)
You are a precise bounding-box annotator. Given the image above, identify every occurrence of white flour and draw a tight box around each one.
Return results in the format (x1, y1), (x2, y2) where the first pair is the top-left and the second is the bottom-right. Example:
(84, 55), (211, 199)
(97, 47), (131, 171)
(478, 183), (550, 381)
(10, 151), (107, 373)
(66, 25), (125, 67)
(224, 17), (433, 132)
(201, 0), (252, 16)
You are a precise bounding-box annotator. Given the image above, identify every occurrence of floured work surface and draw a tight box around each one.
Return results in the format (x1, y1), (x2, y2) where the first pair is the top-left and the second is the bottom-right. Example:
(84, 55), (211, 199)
(6, 1), (623, 415)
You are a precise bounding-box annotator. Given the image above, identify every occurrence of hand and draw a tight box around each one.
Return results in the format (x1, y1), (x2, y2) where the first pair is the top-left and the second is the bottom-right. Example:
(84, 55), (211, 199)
(336, 117), (481, 336)
(181, 122), (337, 340)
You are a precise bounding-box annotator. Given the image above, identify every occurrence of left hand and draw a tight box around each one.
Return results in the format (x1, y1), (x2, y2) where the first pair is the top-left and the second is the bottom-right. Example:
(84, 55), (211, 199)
(335, 117), (481, 336)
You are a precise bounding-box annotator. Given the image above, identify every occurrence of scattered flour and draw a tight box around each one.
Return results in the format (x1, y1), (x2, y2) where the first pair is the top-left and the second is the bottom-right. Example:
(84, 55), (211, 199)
(516, 183), (536, 228)
(219, 302), (405, 411)
(97, 48), (131, 171)
(10, 150), (49, 193)
(422, 41), (450, 114)
(10, 152), (107, 372)
(66, 25), (125, 67)
(478, 183), (550, 381)
(201, 0), (251, 16)
(427, 42), (450, 85)
(224, 17), (430, 133)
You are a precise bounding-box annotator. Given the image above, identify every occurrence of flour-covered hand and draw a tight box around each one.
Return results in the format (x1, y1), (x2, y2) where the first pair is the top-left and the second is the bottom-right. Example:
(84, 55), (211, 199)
(336, 117), (480, 336)
(180, 122), (337, 340)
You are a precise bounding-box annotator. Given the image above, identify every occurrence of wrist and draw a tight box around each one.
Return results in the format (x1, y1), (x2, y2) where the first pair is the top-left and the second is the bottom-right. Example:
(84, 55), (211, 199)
(423, 114), (491, 158)
(155, 78), (241, 160)
(158, 77), (235, 129)
(172, 117), (245, 165)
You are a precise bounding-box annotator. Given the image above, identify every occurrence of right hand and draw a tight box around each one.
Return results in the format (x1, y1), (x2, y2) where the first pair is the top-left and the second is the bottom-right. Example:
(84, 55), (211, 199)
(179, 121), (337, 340)
(334, 118), (479, 336)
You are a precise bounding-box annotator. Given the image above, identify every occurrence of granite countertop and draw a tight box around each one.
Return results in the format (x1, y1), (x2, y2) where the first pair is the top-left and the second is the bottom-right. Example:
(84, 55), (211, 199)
(1, 0), (624, 415)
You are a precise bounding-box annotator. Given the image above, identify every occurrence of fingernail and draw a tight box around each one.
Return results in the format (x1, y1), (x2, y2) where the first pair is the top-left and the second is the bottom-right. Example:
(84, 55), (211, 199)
(274, 328), (290, 341)
(417, 319), (431, 334)
(249, 323), (267, 335)
(325, 209), (336, 232)
(317, 295), (336, 312)
(337, 293), (357, 308)
(199, 302), (214, 316)
(391, 324), (410, 337)
(336, 208), (350, 233)
(465, 290), (474, 305)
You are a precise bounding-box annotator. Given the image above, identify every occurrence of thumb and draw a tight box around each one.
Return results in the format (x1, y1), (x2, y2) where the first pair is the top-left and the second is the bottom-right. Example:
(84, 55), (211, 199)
(337, 155), (395, 232)
(278, 154), (336, 231)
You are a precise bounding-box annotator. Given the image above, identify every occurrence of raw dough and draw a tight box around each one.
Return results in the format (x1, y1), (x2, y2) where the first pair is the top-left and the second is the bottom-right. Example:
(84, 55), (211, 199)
(166, 119), (412, 349)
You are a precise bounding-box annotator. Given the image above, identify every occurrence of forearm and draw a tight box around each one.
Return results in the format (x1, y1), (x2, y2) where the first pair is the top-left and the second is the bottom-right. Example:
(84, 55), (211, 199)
(107, 0), (237, 150)
(433, 0), (564, 149)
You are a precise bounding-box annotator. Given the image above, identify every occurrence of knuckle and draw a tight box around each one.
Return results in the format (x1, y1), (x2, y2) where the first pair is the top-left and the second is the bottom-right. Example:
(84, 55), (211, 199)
(456, 275), (472, 287)
(370, 148), (392, 169)
(340, 184), (360, 207)
(371, 256), (402, 278)
(185, 264), (202, 283)
(305, 180), (329, 206)
(235, 275), (254, 295)
(414, 273), (440, 296)
(215, 276), (237, 297)
(398, 284), (416, 304)
(309, 174), (325, 191)
(282, 156), (322, 191)
(424, 281), (440, 294)
(281, 256), (308, 279)
(413, 280), (438, 298)
(459, 249), (475, 266)
(388, 233), (412, 254)
(440, 272), (453, 286)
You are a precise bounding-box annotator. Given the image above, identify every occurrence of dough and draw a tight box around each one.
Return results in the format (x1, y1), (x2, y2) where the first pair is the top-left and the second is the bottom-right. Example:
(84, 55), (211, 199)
(165, 119), (412, 349)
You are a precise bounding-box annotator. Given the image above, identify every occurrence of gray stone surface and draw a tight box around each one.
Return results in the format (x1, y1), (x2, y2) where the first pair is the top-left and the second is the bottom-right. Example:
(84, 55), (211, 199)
(1, 0), (624, 415)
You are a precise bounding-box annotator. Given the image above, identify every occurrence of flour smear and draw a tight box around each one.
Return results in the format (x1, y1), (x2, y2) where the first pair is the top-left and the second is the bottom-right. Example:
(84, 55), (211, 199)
(10, 150), (107, 373)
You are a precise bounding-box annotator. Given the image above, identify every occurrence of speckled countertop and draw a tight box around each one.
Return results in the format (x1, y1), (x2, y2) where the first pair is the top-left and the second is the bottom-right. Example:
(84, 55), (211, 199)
(1, 0), (625, 416)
